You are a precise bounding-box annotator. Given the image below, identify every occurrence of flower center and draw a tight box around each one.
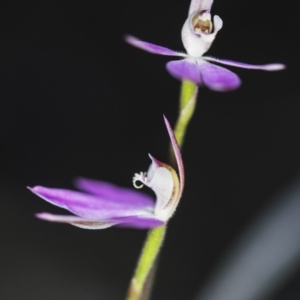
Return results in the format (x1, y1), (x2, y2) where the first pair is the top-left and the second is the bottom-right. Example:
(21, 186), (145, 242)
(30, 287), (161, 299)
(192, 11), (213, 34)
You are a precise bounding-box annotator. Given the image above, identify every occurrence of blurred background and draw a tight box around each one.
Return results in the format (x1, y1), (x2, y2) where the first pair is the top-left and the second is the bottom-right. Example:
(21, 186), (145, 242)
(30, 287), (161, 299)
(0, 0), (299, 299)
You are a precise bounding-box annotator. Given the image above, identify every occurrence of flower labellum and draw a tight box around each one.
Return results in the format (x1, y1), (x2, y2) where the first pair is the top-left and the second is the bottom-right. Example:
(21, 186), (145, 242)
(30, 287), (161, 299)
(29, 116), (184, 230)
(125, 0), (285, 91)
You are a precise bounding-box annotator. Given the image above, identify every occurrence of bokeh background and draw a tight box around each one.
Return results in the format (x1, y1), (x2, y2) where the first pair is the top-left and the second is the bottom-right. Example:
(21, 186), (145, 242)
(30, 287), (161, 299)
(0, 0), (299, 299)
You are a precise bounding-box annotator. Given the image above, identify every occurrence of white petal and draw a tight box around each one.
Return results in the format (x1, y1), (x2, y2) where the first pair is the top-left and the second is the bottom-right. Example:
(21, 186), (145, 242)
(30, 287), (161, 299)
(147, 154), (163, 181)
(181, 12), (223, 58)
(213, 15), (223, 32)
(149, 167), (174, 220)
(188, 0), (215, 16)
(182, 12), (208, 57)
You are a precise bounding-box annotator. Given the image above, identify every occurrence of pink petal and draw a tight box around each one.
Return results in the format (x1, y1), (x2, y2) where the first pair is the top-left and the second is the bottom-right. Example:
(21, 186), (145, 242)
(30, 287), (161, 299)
(29, 186), (154, 220)
(166, 59), (201, 84)
(125, 35), (186, 57)
(203, 57), (286, 71)
(198, 61), (241, 91)
(75, 177), (154, 207)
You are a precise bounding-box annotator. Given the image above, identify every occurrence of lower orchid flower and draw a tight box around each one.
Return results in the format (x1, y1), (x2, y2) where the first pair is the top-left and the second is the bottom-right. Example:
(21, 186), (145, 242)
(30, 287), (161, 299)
(29, 116), (184, 229)
(125, 0), (285, 91)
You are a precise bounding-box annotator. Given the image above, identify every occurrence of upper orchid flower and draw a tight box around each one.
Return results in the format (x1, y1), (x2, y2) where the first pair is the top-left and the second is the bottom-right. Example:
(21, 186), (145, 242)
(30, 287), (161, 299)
(29, 116), (184, 230)
(125, 0), (285, 92)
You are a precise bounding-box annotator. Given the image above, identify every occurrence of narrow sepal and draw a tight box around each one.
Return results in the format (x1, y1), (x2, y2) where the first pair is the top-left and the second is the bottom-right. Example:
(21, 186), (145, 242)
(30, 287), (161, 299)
(203, 57), (286, 71)
(36, 212), (117, 229)
(125, 35), (186, 57)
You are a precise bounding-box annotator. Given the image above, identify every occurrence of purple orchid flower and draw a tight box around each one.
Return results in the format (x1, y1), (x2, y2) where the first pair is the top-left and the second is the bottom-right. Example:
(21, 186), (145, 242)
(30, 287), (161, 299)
(125, 0), (285, 92)
(29, 116), (184, 230)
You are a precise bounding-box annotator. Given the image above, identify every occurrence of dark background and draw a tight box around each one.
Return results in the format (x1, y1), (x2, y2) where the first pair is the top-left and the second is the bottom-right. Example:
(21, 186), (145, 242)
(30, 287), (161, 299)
(0, 0), (299, 299)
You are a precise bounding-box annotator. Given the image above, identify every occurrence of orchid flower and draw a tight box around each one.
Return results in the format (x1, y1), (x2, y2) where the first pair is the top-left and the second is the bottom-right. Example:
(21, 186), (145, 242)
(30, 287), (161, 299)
(29, 116), (184, 230)
(125, 0), (285, 92)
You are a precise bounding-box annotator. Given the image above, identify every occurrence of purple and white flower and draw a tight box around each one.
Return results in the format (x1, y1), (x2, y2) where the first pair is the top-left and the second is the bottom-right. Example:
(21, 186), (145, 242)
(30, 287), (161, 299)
(125, 0), (285, 91)
(29, 116), (184, 230)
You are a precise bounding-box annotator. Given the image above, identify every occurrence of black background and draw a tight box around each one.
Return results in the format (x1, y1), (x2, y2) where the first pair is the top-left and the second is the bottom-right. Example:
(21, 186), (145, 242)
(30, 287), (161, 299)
(0, 0), (299, 299)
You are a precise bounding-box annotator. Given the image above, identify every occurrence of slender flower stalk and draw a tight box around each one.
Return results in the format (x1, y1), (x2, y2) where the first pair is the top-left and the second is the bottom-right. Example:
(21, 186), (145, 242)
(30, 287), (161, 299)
(126, 226), (166, 300)
(173, 81), (198, 153)
(126, 81), (197, 300)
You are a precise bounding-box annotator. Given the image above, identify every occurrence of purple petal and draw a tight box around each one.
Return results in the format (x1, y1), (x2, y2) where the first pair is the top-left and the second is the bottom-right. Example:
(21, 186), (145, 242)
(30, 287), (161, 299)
(125, 35), (186, 57)
(189, 0), (214, 16)
(166, 59), (201, 84)
(75, 177), (154, 207)
(163, 116), (185, 198)
(114, 216), (164, 229)
(198, 61), (241, 91)
(203, 57), (286, 71)
(29, 186), (154, 220)
(36, 212), (117, 229)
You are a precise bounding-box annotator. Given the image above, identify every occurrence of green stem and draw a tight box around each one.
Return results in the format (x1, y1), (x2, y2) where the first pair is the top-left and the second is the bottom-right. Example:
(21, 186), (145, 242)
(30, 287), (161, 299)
(126, 226), (166, 300)
(170, 81), (198, 165)
(125, 80), (198, 300)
